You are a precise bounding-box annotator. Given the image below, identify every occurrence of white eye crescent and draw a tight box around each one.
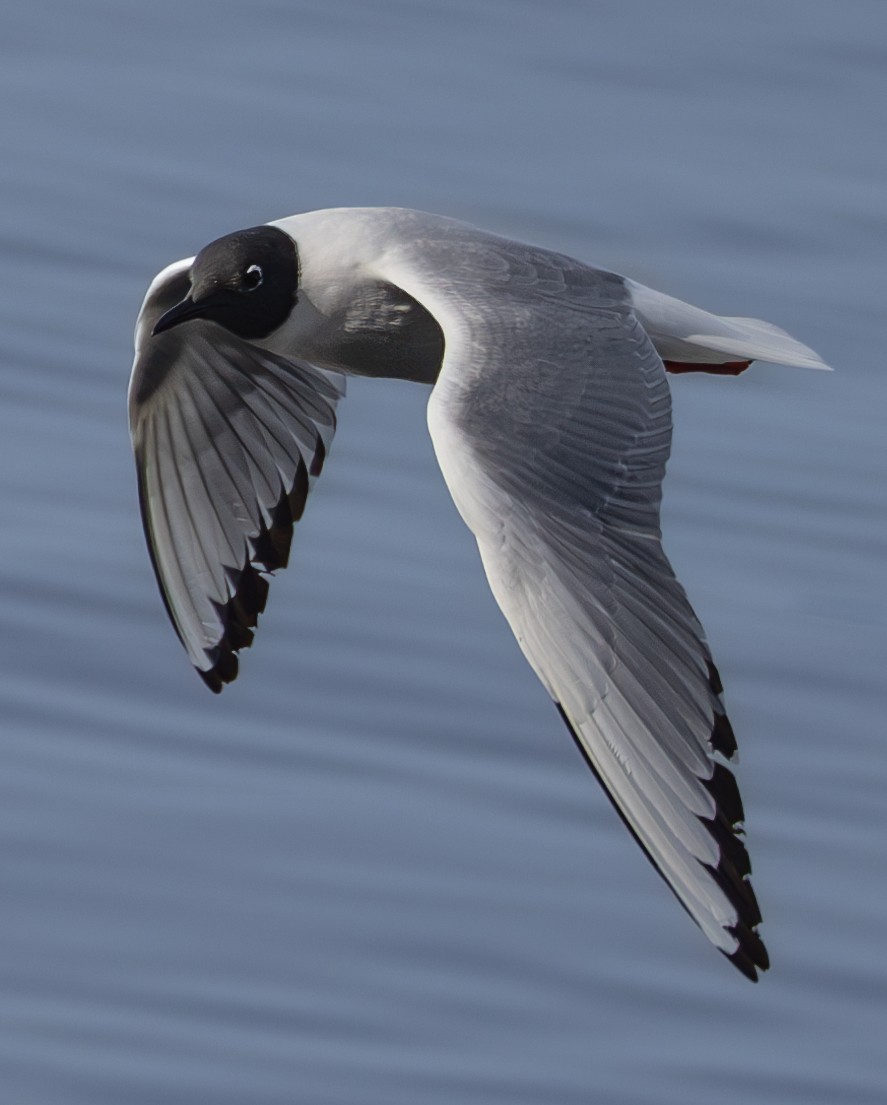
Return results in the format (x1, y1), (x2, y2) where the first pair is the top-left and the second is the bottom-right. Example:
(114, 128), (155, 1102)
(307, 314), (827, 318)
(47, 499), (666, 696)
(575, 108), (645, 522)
(243, 264), (263, 291)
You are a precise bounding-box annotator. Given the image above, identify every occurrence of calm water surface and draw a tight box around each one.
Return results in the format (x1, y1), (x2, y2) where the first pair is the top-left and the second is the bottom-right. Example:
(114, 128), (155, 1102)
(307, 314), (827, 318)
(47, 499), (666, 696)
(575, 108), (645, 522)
(0, 2), (885, 1102)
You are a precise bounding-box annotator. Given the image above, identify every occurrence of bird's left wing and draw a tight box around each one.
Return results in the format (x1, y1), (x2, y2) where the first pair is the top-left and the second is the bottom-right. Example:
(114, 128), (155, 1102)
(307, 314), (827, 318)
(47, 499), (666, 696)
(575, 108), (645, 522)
(128, 260), (344, 691)
(421, 247), (767, 978)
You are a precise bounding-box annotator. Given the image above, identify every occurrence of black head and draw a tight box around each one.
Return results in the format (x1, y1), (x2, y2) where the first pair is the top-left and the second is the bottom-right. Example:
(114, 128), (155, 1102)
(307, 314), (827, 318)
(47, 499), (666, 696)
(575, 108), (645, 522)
(153, 225), (299, 340)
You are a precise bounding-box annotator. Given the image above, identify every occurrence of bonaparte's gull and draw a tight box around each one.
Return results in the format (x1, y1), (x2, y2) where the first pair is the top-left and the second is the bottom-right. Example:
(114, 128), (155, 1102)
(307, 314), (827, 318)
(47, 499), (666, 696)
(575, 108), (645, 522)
(129, 208), (829, 980)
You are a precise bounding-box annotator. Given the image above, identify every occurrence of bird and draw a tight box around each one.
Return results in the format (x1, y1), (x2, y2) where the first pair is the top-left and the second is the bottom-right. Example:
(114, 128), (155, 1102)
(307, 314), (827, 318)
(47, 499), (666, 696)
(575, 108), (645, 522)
(128, 207), (828, 981)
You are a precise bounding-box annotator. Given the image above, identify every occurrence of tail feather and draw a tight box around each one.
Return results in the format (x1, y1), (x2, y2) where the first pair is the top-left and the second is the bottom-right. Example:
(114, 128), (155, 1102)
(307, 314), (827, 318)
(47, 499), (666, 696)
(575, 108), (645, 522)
(626, 280), (830, 372)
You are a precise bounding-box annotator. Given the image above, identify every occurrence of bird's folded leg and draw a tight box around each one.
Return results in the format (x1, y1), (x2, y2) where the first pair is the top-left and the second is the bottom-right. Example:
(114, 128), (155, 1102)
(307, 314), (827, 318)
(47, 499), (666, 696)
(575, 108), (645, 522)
(664, 360), (752, 376)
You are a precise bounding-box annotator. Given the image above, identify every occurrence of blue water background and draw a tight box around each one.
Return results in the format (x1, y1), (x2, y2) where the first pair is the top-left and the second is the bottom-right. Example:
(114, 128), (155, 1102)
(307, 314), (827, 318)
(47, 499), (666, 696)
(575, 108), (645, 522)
(0, 2), (884, 1102)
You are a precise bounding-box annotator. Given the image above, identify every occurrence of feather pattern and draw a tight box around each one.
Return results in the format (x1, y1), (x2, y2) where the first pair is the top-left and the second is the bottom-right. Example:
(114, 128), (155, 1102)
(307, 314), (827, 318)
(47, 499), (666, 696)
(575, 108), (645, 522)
(400, 228), (770, 978)
(129, 264), (343, 691)
(130, 208), (828, 976)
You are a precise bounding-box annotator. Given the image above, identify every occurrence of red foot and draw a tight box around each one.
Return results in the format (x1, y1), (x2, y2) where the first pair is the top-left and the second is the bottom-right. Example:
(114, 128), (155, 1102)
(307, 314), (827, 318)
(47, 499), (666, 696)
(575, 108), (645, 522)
(664, 360), (752, 376)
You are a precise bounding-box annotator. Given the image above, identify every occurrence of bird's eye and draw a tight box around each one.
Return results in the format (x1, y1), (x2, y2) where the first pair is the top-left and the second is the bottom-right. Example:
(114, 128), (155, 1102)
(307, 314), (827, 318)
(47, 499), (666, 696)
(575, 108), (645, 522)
(242, 264), (263, 291)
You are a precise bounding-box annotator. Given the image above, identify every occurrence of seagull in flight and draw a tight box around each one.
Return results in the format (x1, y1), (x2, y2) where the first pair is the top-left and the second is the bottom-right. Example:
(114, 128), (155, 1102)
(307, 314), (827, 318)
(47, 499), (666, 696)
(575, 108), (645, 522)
(128, 208), (828, 980)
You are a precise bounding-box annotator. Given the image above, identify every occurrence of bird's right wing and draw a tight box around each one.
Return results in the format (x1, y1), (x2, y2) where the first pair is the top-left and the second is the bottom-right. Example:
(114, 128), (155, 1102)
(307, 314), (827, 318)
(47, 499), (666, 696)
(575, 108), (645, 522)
(128, 260), (344, 691)
(419, 244), (768, 978)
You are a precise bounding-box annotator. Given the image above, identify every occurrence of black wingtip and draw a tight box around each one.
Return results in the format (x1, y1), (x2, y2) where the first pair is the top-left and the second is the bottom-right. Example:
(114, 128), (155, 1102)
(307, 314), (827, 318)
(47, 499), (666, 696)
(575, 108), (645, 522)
(724, 948), (761, 983)
(724, 921), (770, 982)
(197, 664), (226, 694)
(707, 661), (738, 759)
(195, 566), (265, 693)
(191, 448), (326, 693)
(554, 698), (769, 982)
(197, 637), (239, 693)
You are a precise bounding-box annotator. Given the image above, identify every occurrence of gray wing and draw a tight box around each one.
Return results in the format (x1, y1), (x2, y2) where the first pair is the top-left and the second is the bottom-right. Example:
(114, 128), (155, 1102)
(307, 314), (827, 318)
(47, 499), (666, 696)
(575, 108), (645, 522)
(128, 260), (344, 691)
(425, 258), (767, 979)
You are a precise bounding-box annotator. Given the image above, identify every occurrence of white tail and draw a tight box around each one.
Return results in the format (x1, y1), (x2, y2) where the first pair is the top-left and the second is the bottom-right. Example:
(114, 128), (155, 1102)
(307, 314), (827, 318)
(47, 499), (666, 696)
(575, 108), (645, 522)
(627, 280), (830, 371)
